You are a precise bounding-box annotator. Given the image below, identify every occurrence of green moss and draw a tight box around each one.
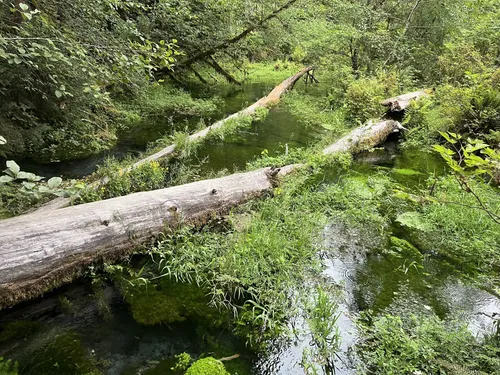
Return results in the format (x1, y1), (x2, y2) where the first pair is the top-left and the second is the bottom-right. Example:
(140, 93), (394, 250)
(389, 237), (423, 259)
(185, 357), (229, 375)
(17, 332), (100, 375)
(123, 281), (224, 326)
(0, 357), (18, 375)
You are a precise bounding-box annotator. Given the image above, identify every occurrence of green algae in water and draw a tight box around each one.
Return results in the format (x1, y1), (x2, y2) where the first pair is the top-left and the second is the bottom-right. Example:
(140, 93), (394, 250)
(16, 332), (99, 375)
(0, 321), (41, 343)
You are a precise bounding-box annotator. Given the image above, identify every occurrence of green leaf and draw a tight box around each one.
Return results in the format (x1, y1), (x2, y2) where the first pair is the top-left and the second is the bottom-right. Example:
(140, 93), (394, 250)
(6, 160), (20, 175)
(433, 144), (455, 156)
(38, 185), (51, 193)
(0, 136), (6, 145)
(16, 171), (32, 180)
(19, 3), (29, 11)
(55, 90), (63, 98)
(0, 175), (14, 184)
(47, 177), (62, 189)
(22, 181), (36, 190)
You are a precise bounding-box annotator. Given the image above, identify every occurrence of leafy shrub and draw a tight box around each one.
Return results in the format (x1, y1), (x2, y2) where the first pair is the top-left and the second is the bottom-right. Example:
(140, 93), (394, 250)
(0, 357), (18, 375)
(344, 73), (398, 124)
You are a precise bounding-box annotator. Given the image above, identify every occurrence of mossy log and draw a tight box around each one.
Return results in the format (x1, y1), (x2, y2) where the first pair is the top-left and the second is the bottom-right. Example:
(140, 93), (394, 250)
(380, 89), (432, 111)
(0, 119), (404, 309)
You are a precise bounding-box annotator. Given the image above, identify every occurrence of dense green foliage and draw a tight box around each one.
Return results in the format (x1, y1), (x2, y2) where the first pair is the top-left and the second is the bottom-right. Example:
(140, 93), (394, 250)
(357, 312), (500, 375)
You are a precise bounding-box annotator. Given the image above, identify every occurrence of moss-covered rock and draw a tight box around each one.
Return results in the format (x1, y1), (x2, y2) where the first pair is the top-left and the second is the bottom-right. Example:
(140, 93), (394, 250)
(389, 236), (423, 259)
(185, 357), (229, 375)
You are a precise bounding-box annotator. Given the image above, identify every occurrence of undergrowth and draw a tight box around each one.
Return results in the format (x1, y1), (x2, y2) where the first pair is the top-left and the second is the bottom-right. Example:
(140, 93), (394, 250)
(357, 311), (500, 375)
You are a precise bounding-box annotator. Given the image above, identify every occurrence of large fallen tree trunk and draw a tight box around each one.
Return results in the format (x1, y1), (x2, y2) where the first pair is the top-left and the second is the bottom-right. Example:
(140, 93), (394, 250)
(0, 119), (403, 309)
(323, 120), (404, 155)
(380, 89), (432, 111)
(0, 165), (296, 308)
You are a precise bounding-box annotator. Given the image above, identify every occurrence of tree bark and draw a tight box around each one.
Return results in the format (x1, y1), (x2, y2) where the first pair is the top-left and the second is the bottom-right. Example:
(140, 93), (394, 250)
(323, 120), (405, 155)
(0, 118), (404, 309)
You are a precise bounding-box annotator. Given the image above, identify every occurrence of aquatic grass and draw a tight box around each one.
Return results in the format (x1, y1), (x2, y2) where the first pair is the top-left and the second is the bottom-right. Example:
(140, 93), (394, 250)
(356, 311), (500, 375)
(302, 286), (342, 375)
(78, 157), (168, 202)
(406, 177), (500, 275)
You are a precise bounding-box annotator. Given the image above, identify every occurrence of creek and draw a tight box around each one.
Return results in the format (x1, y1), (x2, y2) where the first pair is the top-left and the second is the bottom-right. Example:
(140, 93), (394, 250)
(1, 82), (499, 375)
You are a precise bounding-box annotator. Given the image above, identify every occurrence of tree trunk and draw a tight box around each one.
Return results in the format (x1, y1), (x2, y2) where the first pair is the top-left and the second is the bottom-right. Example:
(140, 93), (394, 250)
(0, 118), (404, 309)
(0, 165), (296, 309)
(323, 120), (405, 155)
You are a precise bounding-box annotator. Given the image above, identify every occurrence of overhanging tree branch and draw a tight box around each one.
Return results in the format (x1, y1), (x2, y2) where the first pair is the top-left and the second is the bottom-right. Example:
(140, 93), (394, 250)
(160, 0), (299, 75)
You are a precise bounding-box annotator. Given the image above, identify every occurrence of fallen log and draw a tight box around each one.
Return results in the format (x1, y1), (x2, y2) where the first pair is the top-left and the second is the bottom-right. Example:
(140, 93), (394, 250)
(380, 89), (432, 112)
(0, 119), (403, 309)
(323, 120), (405, 155)
(0, 165), (296, 309)
(133, 65), (314, 168)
